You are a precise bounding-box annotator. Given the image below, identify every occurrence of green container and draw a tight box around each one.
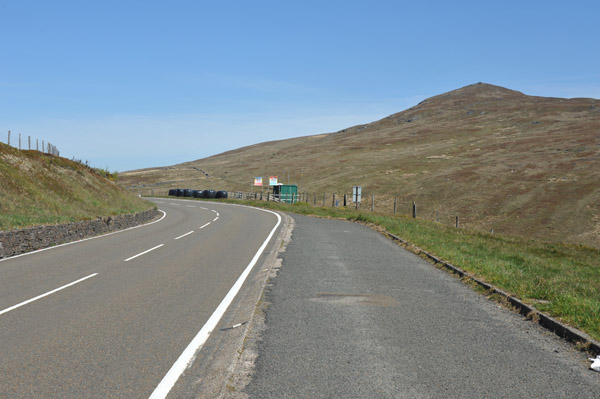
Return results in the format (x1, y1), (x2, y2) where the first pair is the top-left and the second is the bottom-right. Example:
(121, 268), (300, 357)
(272, 184), (298, 203)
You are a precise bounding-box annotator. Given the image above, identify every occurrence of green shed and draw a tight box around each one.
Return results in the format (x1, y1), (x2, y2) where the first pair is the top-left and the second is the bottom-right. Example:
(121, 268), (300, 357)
(272, 184), (298, 203)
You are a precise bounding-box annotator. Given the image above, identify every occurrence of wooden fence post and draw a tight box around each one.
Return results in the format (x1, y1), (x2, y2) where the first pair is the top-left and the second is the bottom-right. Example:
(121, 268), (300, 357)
(332, 193), (336, 207)
(394, 197), (397, 215)
(19, 133), (21, 150)
(322, 193), (326, 207)
(412, 201), (417, 218)
(456, 216), (459, 228)
(7, 130), (10, 146)
(371, 194), (374, 212)
(344, 194), (347, 207)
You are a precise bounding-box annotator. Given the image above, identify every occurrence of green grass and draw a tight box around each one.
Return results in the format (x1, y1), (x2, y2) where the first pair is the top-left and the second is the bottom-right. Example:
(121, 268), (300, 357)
(0, 143), (153, 230)
(208, 198), (600, 342)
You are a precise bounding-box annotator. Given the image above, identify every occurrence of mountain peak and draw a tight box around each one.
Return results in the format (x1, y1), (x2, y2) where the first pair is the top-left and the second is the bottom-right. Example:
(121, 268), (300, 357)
(420, 82), (525, 107)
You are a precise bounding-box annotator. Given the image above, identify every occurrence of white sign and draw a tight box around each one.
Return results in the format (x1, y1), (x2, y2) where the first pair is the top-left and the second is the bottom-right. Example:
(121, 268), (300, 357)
(353, 186), (362, 203)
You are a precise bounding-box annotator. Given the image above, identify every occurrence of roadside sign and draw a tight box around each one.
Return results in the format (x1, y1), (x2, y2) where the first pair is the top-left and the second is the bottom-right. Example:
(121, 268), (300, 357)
(254, 177), (263, 186)
(269, 176), (278, 186)
(353, 186), (362, 203)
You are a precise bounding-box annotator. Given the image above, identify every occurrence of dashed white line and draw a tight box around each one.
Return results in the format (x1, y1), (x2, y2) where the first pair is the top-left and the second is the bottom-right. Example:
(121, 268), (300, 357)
(199, 222), (211, 229)
(174, 231), (194, 240)
(212, 217), (219, 222)
(186, 205), (196, 208)
(169, 203), (180, 206)
(0, 273), (98, 316)
(124, 244), (164, 262)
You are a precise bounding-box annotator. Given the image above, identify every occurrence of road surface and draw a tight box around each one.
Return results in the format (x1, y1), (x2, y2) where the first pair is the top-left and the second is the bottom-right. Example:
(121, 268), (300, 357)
(240, 214), (599, 398)
(0, 198), (282, 399)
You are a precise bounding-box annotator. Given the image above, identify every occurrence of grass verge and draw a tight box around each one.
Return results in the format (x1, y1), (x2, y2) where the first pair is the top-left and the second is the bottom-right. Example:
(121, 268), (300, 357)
(210, 198), (600, 342)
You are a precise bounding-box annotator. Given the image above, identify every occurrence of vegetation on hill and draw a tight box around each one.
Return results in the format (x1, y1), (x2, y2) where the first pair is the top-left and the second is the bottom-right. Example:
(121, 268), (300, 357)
(0, 143), (153, 231)
(121, 83), (600, 248)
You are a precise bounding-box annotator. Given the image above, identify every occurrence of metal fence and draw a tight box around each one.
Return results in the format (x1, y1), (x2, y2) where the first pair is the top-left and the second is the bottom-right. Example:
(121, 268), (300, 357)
(2, 130), (60, 156)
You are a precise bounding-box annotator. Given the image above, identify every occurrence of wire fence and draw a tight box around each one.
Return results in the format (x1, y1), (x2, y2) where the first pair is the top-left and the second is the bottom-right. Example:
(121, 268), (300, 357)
(133, 186), (468, 230)
(2, 130), (60, 156)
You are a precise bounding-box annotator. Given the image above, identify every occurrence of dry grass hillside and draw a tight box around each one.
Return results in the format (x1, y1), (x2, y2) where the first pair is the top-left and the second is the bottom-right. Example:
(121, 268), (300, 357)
(119, 83), (600, 247)
(0, 143), (152, 230)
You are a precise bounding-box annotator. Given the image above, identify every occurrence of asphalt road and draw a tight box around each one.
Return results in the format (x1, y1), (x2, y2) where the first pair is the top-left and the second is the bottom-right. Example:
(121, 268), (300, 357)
(241, 214), (600, 398)
(0, 198), (281, 399)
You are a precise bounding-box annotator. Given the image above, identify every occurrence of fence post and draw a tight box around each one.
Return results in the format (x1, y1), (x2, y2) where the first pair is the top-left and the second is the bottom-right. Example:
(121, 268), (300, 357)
(7, 130), (10, 146)
(371, 194), (374, 212)
(456, 216), (459, 228)
(412, 201), (417, 218)
(19, 133), (21, 150)
(28, 136), (31, 150)
(42, 140), (45, 153)
(344, 194), (347, 207)
(332, 193), (336, 207)
(322, 193), (326, 207)
(36, 139), (39, 151)
(394, 197), (397, 215)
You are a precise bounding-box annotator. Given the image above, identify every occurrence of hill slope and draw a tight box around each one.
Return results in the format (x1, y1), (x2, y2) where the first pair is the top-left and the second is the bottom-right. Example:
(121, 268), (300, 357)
(0, 143), (152, 230)
(120, 83), (600, 247)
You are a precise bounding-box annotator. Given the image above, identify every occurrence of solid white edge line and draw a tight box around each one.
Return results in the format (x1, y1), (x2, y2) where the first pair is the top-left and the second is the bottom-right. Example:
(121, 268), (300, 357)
(124, 244), (164, 262)
(0, 210), (167, 263)
(174, 231), (194, 240)
(199, 223), (211, 229)
(0, 273), (98, 316)
(148, 208), (282, 399)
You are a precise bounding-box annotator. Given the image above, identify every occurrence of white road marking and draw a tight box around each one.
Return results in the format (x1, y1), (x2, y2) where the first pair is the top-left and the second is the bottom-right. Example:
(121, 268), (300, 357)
(149, 209), (282, 399)
(124, 244), (164, 262)
(0, 211), (167, 263)
(199, 223), (211, 229)
(174, 231), (194, 240)
(169, 203), (180, 206)
(212, 217), (219, 222)
(185, 205), (196, 208)
(0, 273), (98, 316)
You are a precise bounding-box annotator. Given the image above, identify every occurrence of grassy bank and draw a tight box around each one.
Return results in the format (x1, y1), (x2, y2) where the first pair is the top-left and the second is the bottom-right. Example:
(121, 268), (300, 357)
(218, 199), (600, 342)
(0, 143), (153, 230)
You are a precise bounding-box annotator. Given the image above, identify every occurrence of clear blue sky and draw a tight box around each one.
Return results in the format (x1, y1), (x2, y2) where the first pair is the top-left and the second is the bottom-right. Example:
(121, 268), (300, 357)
(1, 0), (598, 172)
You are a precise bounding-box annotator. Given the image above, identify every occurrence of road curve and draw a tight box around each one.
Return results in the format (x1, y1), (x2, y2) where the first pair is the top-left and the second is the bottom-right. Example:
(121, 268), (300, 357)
(0, 198), (281, 399)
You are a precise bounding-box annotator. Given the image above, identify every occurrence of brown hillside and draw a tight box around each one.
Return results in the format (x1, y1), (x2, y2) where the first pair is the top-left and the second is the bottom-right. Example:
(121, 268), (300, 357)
(120, 83), (600, 247)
